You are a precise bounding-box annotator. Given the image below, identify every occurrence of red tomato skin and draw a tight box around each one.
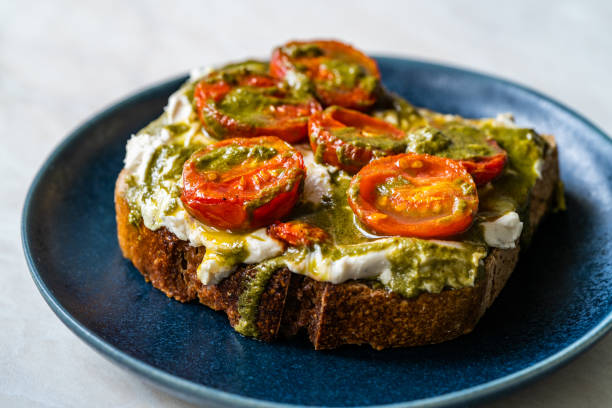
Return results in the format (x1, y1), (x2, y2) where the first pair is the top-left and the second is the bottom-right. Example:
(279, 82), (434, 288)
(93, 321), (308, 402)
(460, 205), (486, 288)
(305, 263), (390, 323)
(459, 142), (507, 185)
(267, 221), (330, 247)
(270, 40), (381, 110)
(250, 183), (302, 228)
(180, 197), (247, 231)
(308, 106), (406, 173)
(348, 153), (479, 238)
(180, 137), (305, 231)
(269, 47), (290, 79)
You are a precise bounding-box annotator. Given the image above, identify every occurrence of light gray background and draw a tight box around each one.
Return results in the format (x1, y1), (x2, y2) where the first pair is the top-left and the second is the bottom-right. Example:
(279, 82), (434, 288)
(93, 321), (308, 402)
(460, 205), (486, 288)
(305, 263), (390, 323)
(2, 1), (611, 406)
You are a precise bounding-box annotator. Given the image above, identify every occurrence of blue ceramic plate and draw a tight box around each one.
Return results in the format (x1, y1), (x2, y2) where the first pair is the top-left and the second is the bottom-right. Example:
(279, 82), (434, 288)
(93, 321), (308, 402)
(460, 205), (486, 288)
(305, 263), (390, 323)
(23, 57), (612, 407)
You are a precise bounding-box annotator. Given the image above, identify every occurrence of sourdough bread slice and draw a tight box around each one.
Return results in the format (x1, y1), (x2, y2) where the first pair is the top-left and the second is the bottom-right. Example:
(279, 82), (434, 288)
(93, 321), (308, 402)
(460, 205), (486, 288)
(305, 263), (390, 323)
(115, 135), (558, 350)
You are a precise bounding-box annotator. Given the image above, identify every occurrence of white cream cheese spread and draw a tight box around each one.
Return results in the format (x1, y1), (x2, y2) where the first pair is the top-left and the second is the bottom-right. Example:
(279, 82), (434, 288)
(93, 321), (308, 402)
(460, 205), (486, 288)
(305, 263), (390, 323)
(481, 211), (523, 249)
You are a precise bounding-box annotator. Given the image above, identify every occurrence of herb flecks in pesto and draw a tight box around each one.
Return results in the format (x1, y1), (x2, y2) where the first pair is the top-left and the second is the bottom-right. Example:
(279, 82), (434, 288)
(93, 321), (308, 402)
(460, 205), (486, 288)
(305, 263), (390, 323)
(235, 257), (287, 337)
(125, 174), (143, 226)
(292, 172), (368, 245)
(373, 94), (426, 131)
(384, 238), (486, 298)
(205, 60), (270, 85)
(218, 87), (295, 126)
(406, 125), (498, 159)
(203, 243), (249, 272)
(144, 144), (196, 191)
(124, 110), (203, 230)
(195, 144), (277, 172)
(319, 59), (378, 93)
(165, 123), (190, 136)
(329, 127), (407, 155)
(479, 126), (545, 213)
(125, 142), (200, 225)
(283, 43), (324, 58)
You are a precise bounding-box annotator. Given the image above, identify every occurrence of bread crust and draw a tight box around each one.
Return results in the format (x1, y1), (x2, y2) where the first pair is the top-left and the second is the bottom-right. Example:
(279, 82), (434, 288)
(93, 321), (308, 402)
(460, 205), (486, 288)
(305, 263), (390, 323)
(115, 136), (558, 349)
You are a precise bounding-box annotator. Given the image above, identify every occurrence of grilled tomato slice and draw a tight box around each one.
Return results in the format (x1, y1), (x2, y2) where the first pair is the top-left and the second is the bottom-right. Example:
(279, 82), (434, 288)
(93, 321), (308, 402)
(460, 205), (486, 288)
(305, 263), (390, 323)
(271, 40), (381, 110)
(181, 136), (305, 231)
(308, 106), (407, 173)
(268, 221), (330, 247)
(194, 61), (321, 143)
(348, 153), (478, 238)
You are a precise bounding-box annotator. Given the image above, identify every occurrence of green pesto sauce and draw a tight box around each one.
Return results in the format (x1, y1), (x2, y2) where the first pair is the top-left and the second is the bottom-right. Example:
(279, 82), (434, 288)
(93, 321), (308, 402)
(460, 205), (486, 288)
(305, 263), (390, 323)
(372, 94), (426, 131)
(204, 60), (269, 85)
(329, 126), (407, 156)
(195, 144), (277, 172)
(318, 59), (378, 93)
(283, 43), (325, 58)
(216, 86), (309, 128)
(125, 133), (202, 226)
(386, 238), (486, 298)
(125, 175), (143, 226)
(407, 125), (498, 159)
(145, 144), (198, 191)
(165, 123), (190, 136)
(478, 126), (545, 214)
(292, 172), (369, 245)
(235, 256), (287, 337)
(210, 243), (249, 272)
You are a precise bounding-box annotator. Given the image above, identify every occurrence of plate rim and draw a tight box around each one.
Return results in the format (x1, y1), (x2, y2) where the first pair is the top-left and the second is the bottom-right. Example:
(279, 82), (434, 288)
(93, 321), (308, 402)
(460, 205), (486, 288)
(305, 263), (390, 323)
(22, 55), (612, 408)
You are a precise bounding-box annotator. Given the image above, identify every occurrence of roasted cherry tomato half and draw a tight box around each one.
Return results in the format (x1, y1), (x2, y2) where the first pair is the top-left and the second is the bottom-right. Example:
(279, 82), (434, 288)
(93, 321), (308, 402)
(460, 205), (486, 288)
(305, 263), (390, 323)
(271, 40), (381, 110)
(194, 61), (321, 143)
(458, 141), (507, 185)
(348, 153), (479, 238)
(268, 221), (330, 247)
(181, 136), (306, 231)
(308, 106), (407, 173)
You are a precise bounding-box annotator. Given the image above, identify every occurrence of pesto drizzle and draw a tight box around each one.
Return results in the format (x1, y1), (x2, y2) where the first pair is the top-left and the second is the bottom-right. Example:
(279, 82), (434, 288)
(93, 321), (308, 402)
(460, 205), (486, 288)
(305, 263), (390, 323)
(195, 144), (277, 172)
(406, 125), (499, 159)
(235, 257), (287, 337)
(125, 127), (201, 226)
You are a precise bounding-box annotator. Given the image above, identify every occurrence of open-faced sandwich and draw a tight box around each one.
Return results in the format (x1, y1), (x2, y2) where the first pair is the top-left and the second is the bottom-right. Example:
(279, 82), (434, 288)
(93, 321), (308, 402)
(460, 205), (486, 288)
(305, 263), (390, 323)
(115, 40), (560, 349)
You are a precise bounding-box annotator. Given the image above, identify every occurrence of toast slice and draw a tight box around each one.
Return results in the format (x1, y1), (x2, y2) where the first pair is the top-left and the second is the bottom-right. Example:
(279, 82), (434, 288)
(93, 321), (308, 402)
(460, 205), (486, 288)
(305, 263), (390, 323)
(115, 135), (558, 350)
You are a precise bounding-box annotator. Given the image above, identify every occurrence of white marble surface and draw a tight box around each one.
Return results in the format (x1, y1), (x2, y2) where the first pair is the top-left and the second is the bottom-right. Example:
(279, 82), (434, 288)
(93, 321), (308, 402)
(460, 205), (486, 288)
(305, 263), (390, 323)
(2, 1), (611, 406)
